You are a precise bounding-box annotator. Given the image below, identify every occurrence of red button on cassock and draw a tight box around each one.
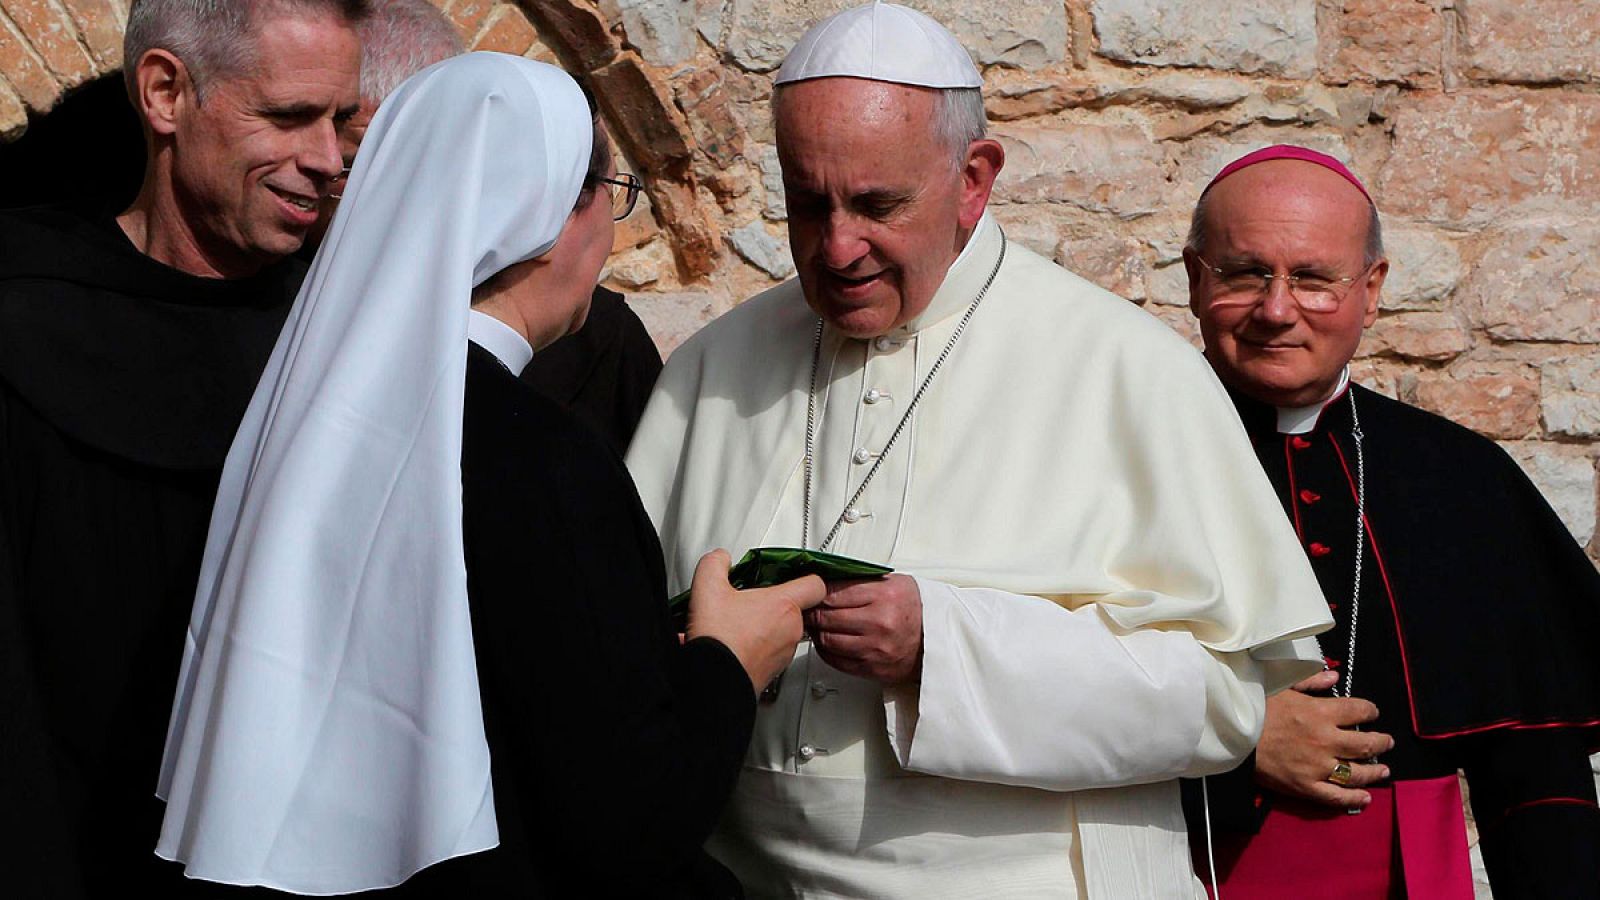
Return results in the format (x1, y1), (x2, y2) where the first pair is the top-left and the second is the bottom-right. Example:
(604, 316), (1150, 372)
(1291, 436), (1313, 450)
(1299, 489), (1321, 504)
(1309, 542), (1332, 557)
(1324, 657), (1341, 669)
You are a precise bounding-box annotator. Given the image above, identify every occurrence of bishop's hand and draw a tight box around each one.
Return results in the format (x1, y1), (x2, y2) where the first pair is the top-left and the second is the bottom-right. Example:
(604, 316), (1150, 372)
(806, 574), (923, 685)
(1254, 669), (1395, 809)
(686, 549), (826, 698)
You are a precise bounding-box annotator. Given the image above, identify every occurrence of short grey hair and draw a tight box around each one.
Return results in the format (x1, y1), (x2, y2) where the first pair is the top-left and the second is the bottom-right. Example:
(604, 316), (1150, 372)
(357, 0), (465, 103)
(1185, 189), (1386, 266)
(124, 0), (369, 103)
(773, 83), (987, 168)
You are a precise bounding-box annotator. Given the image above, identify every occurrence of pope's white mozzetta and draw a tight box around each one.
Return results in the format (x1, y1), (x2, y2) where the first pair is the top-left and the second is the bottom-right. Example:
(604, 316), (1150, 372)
(627, 213), (1334, 898)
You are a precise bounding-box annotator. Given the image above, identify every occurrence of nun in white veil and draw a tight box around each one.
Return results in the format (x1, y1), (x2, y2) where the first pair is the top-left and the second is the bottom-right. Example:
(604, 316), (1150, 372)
(154, 52), (822, 896)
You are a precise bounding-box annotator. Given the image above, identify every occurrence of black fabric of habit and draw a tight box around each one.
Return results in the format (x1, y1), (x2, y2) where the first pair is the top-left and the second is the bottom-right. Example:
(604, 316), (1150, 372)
(0, 204), (302, 896)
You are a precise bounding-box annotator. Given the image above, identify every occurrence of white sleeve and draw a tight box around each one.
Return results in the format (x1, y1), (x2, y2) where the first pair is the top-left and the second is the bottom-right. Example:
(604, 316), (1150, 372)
(883, 577), (1264, 792)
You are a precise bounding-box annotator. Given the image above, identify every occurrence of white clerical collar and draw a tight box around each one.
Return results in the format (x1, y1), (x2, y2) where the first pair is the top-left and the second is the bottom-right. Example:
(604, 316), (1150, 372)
(468, 308), (534, 376)
(1276, 368), (1351, 434)
(892, 211), (1000, 337)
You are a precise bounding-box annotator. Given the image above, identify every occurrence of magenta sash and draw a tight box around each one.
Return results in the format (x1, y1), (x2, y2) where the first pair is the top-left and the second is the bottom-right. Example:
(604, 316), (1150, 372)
(1199, 775), (1472, 899)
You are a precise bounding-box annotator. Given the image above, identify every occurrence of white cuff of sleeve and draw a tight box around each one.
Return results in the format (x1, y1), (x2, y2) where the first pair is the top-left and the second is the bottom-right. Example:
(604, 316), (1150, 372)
(885, 576), (1210, 791)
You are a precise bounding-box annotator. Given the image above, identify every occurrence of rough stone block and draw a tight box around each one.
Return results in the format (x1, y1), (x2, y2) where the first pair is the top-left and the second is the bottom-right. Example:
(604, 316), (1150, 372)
(988, 207), (1058, 260)
(1123, 73), (1254, 110)
(1501, 442), (1597, 546)
(1147, 304), (1203, 348)
(604, 238), (673, 289)
(0, 12), (62, 111)
(1378, 91), (1600, 227)
(591, 54), (695, 175)
(1541, 355), (1600, 439)
(608, 0), (697, 67)
(1357, 311), (1469, 362)
(1170, 130), (1351, 207)
(1380, 225), (1461, 310)
(934, 0), (1069, 69)
(727, 219), (794, 279)
(1413, 363), (1540, 440)
(61, 0), (122, 69)
(1462, 0), (1600, 85)
(472, 4), (538, 55)
(1458, 225), (1600, 345)
(1144, 260), (1190, 308)
(725, 0), (1065, 72)
(648, 178), (721, 279)
(991, 122), (1166, 220)
(1321, 0), (1442, 86)
(1, 0), (95, 86)
(1090, 0), (1317, 78)
(444, 0), (495, 40)
(1057, 233), (1146, 303)
(758, 143), (785, 220)
(1349, 359), (1406, 400)
(676, 68), (745, 169)
(0, 74), (25, 140)
(632, 290), (733, 357)
(695, 0), (725, 46)
(520, 0), (618, 71)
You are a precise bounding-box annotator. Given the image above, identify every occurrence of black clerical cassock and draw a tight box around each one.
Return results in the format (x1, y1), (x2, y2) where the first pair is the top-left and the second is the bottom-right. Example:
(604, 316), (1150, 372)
(1185, 381), (1600, 899)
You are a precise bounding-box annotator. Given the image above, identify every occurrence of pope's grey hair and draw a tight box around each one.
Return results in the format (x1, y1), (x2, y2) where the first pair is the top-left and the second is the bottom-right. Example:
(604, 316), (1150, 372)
(1185, 189), (1386, 267)
(773, 83), (987, 169)
(124, 0), (369, 103)
(357, 0), (465, 103)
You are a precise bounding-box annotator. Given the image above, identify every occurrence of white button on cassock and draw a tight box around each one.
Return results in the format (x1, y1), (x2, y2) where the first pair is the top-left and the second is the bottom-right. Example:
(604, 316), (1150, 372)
(852, 447), (873, 465)
(863, 389), (886, 405)
(841, 507), (862, 524)
(797, 743), (817, 762)
(873, 335), (895, 352)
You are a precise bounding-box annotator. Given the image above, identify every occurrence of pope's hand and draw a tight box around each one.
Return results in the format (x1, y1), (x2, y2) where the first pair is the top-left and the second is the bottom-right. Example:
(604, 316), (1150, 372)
(806, 574), (922, 685)
(1254, 669), (1394, 809)
(685, 549), (826, 698)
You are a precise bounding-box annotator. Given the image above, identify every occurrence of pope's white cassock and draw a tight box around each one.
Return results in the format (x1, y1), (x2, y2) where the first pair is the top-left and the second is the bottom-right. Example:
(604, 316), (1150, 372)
(627, 213), (1333, 898)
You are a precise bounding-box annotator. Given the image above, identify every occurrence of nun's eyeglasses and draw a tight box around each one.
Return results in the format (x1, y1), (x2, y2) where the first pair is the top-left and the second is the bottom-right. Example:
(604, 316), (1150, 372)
(596, 172), (642, 221)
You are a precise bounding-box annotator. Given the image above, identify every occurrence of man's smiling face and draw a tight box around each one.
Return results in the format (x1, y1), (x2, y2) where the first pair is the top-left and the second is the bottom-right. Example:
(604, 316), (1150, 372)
(776, 77), (973, 338)
(169, 9), (360, 271)
(1187, 159), (1387, 408)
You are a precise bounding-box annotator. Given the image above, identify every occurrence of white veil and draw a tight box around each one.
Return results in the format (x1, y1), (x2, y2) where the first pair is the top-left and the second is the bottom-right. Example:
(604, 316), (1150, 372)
(155, 53), (593, 894)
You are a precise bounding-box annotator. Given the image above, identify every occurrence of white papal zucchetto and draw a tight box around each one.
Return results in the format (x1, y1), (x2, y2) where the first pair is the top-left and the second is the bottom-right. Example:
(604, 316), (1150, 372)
(775, 1), (983, 89)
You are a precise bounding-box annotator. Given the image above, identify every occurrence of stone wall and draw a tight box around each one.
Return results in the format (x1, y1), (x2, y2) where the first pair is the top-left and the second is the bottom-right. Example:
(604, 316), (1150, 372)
(3, 0), (1597, 566)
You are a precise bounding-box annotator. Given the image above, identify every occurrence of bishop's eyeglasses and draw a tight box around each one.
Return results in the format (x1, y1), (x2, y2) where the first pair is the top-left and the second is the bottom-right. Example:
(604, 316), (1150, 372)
(1193, 253), (1377, 313)
(596, 172), (643, 221)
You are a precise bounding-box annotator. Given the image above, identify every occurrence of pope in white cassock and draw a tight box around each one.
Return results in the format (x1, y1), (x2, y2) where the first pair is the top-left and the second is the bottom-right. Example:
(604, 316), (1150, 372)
(626, 3), (1335, 897)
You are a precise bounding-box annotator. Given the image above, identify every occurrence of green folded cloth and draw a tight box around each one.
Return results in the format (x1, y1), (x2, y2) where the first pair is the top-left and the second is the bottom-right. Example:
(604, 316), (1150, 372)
(668, 546), (893, 630)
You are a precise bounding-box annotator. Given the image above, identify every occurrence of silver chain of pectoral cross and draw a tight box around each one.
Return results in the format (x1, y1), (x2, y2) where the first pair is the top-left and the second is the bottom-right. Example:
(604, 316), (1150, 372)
(801, 230), (1008, 552)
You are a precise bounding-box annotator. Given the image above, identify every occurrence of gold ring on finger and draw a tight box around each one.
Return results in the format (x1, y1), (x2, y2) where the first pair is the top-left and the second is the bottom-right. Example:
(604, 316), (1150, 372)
(1327, 761), (1354, 786)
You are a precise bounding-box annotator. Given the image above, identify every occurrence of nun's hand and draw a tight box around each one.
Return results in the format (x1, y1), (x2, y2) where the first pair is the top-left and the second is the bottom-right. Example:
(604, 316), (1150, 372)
(806, 575), (922, 686)
(686, 549), (826, 697)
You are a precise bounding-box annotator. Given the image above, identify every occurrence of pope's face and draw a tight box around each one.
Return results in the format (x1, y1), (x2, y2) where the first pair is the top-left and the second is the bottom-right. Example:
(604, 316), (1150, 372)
(776, 78), (984, 338)
(1186, 160), (1386, 408)
(169, 10), (360, 272)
